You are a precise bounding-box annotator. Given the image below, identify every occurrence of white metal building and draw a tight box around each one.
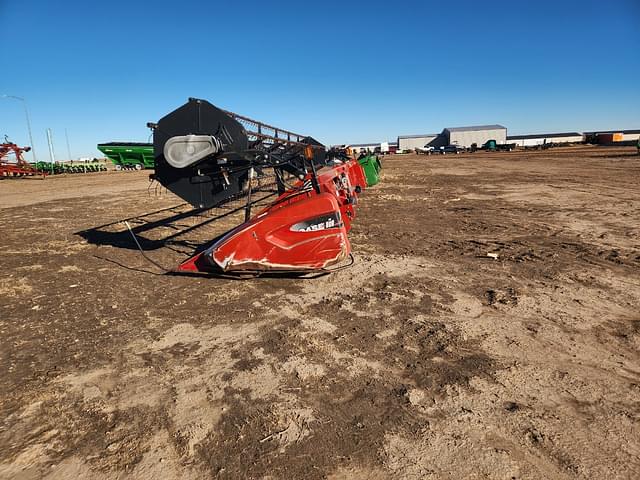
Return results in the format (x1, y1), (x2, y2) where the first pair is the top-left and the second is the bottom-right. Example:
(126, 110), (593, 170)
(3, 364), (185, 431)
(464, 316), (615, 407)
(397, 134), (439, 151)
(584, 129), (640, 142)
(621, 129), (640, 141)
(507, 132), (583, 147)
(444, 125), (506, 148)
(348, 142), (379, 153)
(347, 142), (398, 153)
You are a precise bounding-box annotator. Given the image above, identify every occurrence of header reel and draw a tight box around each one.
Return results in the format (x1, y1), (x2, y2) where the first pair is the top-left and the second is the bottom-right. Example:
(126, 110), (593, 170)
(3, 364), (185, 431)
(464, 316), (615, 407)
(142, 98), (377, 275)
(149, 97), (326, 209)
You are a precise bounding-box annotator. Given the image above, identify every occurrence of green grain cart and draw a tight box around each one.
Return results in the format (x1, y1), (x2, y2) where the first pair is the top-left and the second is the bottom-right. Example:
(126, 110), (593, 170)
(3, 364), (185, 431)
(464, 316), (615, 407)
(97, 142), (155, 170)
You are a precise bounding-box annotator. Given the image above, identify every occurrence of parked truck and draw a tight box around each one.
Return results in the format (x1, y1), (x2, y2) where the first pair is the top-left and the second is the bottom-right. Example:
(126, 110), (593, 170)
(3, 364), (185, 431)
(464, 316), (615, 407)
(481, 139), (516, 152)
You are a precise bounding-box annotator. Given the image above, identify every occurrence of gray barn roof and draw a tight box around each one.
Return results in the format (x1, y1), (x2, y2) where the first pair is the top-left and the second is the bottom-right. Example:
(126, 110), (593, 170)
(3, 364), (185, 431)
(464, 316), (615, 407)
(508, 132), (582, 140)
(445, 125), (506, 132)
(397, 133), (438, 139)
(583, 129), (640, 135)
(350, 142), (398, 147)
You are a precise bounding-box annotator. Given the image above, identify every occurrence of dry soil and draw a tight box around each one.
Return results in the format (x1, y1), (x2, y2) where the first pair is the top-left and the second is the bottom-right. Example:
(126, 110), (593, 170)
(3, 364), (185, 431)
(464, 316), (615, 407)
(1, 146), (639, 479)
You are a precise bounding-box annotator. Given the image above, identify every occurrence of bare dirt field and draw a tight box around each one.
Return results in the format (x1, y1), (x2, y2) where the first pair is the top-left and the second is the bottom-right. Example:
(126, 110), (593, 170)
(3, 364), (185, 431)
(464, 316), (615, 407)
(1, 145), (639, 479)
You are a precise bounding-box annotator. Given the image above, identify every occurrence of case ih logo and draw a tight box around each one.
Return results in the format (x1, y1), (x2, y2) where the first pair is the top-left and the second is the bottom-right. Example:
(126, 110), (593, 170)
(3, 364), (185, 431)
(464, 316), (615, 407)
(291, 213), (342, 232)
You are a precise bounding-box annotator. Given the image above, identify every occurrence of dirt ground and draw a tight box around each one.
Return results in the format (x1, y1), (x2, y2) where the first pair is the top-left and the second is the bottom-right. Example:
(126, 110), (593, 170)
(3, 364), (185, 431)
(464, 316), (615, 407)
(1, 145), (639, 479)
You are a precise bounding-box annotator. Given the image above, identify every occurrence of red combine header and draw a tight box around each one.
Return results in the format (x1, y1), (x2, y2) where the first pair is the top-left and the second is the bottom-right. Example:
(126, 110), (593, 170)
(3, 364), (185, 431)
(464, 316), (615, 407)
(145, 98), (376, 275)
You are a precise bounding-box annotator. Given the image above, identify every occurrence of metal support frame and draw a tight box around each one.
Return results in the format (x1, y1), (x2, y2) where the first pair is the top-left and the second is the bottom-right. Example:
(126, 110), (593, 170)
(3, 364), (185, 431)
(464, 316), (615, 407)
(224, 109), (324, 153)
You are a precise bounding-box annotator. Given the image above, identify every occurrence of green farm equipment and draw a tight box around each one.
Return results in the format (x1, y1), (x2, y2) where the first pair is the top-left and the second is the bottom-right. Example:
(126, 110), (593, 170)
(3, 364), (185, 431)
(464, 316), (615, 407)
(358, 154), (381, 186)
(97, 142), (154, 170)
(482, 139), (515, 152)
(35, 161), (107, 174)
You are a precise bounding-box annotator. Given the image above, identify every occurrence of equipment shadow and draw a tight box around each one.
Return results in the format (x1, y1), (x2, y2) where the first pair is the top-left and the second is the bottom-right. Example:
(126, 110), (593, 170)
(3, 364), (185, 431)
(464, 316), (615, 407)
(75, 203), (245, 252)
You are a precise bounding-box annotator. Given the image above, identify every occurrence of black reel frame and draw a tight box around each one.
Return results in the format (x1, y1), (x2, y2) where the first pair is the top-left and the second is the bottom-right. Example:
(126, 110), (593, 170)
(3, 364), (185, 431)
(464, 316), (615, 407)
(148, 98), (329, 218)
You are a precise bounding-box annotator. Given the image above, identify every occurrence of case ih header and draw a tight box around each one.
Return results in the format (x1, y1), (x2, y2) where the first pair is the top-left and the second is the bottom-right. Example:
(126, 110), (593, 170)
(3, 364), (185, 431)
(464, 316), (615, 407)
(145, 98), (380, 275)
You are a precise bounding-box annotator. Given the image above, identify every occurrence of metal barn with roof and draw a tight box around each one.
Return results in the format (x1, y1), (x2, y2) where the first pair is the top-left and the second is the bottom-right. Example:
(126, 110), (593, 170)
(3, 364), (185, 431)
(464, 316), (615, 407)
(583, 129), (640, 143)
(397, 133), (439, 151)
(507, 132), (583, 147)
(444, 125), (507, 148)
(349, 142), (380, 153)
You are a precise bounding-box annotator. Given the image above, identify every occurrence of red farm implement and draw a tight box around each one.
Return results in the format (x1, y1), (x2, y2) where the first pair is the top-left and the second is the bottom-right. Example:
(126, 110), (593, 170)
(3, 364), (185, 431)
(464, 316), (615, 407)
(143, 98), (371, 276)
(0, 138), (40, 178)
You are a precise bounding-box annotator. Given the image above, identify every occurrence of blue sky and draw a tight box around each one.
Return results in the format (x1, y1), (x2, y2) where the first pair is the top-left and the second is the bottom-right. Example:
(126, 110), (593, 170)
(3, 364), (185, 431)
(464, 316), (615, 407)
(1, 0), (638, 159)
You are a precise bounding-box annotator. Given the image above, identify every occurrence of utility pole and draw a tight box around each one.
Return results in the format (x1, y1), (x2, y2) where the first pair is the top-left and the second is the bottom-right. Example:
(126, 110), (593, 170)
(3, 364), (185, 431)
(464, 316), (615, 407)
(46, 128), (56, 174)
(1, 94), (37, 163)
(65, 128), (72, 161)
